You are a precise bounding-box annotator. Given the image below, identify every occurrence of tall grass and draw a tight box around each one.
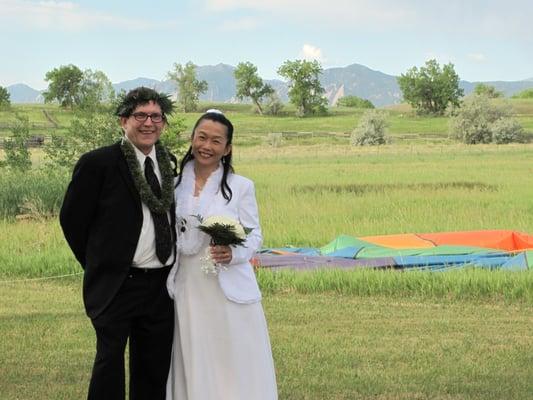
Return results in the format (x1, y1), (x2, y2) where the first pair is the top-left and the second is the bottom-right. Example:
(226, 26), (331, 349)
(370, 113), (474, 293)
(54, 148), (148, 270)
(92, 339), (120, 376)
(0, 220), (77, 278)
(1, 143), (532, 243)
(0, 169), (67, 219)
(257, 268), (533, 303)
(235, 144), (533, 247)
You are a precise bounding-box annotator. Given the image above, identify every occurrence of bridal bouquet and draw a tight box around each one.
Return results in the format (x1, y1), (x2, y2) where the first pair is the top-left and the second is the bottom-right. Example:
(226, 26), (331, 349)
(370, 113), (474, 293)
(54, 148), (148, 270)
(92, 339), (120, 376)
(195, 215), (251, 275)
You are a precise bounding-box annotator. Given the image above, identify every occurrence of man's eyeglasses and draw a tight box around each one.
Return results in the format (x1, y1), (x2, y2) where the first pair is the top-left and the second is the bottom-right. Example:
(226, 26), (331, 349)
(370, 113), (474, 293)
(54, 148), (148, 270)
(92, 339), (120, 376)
(132, 112), (164, 123)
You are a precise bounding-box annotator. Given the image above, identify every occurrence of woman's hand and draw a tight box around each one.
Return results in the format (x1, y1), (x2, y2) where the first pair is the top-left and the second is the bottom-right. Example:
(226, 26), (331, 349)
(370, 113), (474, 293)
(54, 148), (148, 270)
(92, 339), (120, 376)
(210, 245), (232, 265)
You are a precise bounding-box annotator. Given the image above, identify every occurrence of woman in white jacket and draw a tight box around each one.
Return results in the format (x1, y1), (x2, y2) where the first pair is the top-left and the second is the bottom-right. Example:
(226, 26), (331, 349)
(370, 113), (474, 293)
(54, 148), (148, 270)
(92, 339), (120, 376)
(166, 110), (277, 400)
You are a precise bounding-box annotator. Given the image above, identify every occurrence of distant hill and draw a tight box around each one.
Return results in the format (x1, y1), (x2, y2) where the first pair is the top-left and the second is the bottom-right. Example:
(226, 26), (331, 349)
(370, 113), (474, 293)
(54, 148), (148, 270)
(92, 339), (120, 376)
(113, 77), (161, 93)
(320, 63), (402, 106)
(6, 83), (43, 103)
(460, 80), (533, 97)
(197, 64), (238, 102)
(7, 63), (533, 107)
(112, 77), (177, 95)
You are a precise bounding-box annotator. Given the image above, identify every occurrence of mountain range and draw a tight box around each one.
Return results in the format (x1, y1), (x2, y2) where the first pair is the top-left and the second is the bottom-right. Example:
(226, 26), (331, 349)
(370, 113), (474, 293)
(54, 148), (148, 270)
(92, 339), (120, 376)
(6, 63), (533, 107)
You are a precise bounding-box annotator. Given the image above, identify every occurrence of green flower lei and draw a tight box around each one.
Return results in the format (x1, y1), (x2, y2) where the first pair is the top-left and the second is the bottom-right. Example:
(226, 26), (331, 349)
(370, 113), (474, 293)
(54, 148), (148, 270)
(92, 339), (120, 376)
(121, 139), (174, 214)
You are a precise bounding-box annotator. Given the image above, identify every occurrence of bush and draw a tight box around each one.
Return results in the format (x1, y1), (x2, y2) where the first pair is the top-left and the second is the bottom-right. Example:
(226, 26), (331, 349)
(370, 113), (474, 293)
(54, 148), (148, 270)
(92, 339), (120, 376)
(337, 95), (374, 109)
(264, 93), (284, 116)
(473, 83), (503, 98)
(1, 115), (32, 172)
(491, 118), (526, 144)
(158, 114), (188, 159)
(265, 132), (284, 147)
(44, 112), (121, 169)
(449, 95), (512, 144)
(511, 88), (533, 99)
(0, 85), (11, 109)
(0, 169), (67, 219)
(351, 110), (389, 146)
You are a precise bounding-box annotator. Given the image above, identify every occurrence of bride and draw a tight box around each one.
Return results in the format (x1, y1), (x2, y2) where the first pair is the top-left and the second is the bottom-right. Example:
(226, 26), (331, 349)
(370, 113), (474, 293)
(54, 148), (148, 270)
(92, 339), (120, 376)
(166, 110), (277, 399)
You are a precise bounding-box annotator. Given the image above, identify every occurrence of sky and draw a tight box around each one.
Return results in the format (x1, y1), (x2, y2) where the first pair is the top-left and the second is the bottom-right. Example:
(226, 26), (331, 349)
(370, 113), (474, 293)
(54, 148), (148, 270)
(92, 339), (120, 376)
(1, 0), (532, 90)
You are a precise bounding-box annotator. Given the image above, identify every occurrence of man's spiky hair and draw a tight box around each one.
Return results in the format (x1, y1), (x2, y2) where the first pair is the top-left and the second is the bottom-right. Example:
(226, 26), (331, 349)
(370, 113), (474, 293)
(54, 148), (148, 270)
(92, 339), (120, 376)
(115, 87), (174, 119)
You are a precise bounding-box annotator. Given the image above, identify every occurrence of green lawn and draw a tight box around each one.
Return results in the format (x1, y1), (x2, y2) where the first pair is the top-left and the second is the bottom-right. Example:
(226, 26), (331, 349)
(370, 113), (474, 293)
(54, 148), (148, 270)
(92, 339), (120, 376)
(1, 279), (531, 400)
(1, 104), (533, 399)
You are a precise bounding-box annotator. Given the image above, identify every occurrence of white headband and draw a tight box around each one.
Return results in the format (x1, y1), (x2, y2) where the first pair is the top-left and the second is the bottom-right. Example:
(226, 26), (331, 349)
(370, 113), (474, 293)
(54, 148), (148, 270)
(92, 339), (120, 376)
(205, 108), (224, 115)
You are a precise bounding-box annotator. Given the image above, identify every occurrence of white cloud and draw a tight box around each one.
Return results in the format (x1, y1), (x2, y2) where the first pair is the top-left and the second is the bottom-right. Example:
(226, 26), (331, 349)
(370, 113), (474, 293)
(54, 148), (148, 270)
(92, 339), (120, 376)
(220, 16), (259, 31)
(0, 0), (160, 31)
(300, 44), (325, 62)
(467, 53), (487, 63)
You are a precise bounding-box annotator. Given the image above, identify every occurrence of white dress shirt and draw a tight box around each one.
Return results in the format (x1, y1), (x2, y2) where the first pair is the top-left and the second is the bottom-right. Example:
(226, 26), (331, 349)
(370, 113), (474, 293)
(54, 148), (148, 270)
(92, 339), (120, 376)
(129, 142), (174, 269)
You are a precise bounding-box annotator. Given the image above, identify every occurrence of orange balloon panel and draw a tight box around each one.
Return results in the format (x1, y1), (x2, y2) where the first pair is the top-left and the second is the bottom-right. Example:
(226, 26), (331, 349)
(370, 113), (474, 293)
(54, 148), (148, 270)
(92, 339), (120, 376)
(418, 230), (533, 251)
(360, 234), (435, 249)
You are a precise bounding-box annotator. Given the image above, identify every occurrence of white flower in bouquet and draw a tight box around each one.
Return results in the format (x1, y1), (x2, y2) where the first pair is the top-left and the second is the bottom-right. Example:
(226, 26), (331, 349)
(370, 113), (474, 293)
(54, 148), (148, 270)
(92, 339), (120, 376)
(194, 215), (252, 274)
(201, 216), (247, 241)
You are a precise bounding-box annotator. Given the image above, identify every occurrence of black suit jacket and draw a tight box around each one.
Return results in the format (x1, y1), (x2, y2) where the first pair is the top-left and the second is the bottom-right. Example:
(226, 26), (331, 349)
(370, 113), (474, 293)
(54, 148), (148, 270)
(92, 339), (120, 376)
(60, 141), (176, 319)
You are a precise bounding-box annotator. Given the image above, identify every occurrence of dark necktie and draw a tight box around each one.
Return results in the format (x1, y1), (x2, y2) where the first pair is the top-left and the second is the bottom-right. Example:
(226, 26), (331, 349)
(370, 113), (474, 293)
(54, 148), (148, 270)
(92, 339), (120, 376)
(144, 157), (172, 264)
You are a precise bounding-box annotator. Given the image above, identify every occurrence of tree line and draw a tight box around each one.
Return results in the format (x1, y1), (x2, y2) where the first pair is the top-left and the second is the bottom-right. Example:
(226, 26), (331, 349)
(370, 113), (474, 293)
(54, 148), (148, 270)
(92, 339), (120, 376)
(2, 59), (532, 118)
(0, 58), (530, 169)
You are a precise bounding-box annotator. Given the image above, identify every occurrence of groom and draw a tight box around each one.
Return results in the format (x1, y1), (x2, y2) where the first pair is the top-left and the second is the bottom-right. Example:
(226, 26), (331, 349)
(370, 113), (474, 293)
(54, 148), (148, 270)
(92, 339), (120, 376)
(60, 87), (177, 400)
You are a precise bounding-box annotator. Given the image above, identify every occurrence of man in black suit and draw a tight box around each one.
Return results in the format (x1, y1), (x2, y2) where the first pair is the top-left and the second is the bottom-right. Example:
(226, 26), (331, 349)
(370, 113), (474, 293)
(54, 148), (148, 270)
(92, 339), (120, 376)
(60, 87), (177, 400)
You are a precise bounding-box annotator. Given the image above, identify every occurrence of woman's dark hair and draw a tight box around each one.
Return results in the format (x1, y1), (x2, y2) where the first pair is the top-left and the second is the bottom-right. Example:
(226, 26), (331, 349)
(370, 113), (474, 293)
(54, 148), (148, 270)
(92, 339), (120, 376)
(176, 111), (235, 201)
(115, 87), (174, 121)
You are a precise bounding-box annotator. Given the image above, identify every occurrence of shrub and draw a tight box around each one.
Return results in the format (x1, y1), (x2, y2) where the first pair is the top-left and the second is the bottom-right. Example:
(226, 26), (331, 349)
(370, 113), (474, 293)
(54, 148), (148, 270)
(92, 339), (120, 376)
(0, 86), (10, 109)
(491, 118), (526, 144)
(158, 114), (188, 159)
(449, 94), (512, 144)
(0, 169), (67, 219)
(264, 93), (284, 116)
(265, 132), (284, 147)
(473, 83), (503, 98)
(351, 110), (389, 146)
(337, 95), (374, 109)
(1, 115), (32, 172)
(511, 88), (533, 99)
(43, 112), (120, 169)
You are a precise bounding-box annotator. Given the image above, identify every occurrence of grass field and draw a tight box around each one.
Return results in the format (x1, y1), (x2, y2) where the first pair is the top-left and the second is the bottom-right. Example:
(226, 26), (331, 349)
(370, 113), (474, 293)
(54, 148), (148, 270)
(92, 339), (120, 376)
(0, 279), (531, 400)
(1, 143), (532, 271)
(1, 105), (533, 399)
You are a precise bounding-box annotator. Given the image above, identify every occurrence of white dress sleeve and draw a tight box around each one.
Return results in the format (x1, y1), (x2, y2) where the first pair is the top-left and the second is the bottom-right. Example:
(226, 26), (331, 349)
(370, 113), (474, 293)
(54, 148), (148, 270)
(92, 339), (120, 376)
(229, 180), (262, 265)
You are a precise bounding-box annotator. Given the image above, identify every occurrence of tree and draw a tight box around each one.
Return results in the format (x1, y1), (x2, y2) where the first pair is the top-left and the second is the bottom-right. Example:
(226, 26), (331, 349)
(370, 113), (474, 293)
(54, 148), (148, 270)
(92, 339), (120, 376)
(398, 59), (463, 115)
(43, 64), (84, 108)
(79, 69), (115, 110)
(167, 62), (207, 112)
(277, 59), (327, 116)
(0, 86), (10, 108)
(234, 62), (274, 115)
(337, 95), (374, 109)
(473, 83), (503, 98)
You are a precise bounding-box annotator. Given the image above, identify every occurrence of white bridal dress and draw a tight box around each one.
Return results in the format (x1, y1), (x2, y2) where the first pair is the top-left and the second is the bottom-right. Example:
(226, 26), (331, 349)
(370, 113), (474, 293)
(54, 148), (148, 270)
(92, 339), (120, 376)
(166, 163), (277, 400)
